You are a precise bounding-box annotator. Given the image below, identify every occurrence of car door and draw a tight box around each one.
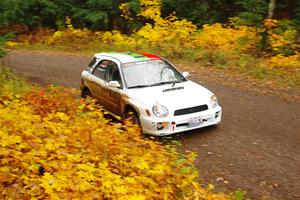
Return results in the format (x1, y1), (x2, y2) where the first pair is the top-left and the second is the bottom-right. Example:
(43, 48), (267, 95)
(87, 60), (110, 105)
(103, 62), (123, 116)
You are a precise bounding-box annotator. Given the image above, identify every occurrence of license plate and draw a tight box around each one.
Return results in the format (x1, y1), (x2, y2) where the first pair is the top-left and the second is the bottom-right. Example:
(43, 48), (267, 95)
(188, 116), (202, 126)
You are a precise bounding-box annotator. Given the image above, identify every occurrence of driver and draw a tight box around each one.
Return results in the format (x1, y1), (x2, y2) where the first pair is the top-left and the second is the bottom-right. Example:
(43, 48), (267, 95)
(100, 60), (110, 68)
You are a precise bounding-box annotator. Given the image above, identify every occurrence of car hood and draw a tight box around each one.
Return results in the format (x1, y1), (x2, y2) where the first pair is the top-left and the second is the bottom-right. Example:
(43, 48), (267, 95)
(126, 80), (213, 110)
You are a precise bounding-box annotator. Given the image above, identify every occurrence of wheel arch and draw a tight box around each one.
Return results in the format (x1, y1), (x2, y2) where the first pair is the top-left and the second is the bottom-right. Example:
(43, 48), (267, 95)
(123, 104), (139, 119)
(81, 86), (91, 98)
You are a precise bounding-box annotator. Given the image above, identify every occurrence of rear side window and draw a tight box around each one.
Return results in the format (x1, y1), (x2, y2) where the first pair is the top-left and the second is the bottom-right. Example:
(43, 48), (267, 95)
(92, 60), (110, 80)
(86, 57), (97, 71)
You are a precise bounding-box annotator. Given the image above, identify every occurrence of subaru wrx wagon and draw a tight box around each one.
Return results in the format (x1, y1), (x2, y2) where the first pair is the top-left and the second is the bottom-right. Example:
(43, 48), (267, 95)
(80, 52), (222, 136)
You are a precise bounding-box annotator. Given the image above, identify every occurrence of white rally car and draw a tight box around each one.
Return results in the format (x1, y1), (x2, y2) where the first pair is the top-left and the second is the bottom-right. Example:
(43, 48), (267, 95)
(80, 52), (222, 136)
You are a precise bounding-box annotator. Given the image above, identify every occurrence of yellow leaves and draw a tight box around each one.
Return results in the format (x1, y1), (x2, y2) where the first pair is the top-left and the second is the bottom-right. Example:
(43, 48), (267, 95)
(101, 30), (137, 49)
(76, 162), (96, 172)
(0, 130), (22, 148)
(192, 182), (228, 200)
(263, 19), (278, 29)
(121, 0), (197, 50)
(3, 80), (226, 199)
(265, 54), (300, 69)
(152, 163), (165, 174)
(55, 112), (70, 121)
(45, 139), (59, 151)
(75, 163), (97, 190)
(135, 158), (149, 170)
(136, 15), (197, 49)
(52, 30), (64, 39)
(0, 166), (10, 174)
(40, 172), (56, 194)
(46, 17), (93, 47)
(119, 194), (146, 200)
(268, 30), (298, 53)
(65, 16), (74, 30)
(124, 177), (136, 184)
(138, 0), (162, 22)
(5, 41), (19, 47)
(119, 3), (133, 20)
(27, 163), (41, 174)
(208, 184), (215, 190)
(0, 96), (230, 200)
(194, 23), (259, 54)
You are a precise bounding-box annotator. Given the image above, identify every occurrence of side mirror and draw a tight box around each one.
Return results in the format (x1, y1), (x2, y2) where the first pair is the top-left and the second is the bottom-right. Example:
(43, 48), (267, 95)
(108, 81), (121, 88)
(182, 71), (190, 78)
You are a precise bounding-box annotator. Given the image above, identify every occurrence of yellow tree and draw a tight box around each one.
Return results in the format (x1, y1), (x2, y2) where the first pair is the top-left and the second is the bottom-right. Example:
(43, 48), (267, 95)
(138, 0), (162, 22)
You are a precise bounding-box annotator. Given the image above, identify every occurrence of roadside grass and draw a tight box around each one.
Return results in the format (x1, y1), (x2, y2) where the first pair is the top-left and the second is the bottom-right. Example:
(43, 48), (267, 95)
(0, 67), (32, 96)
(0, 66), (247, 199)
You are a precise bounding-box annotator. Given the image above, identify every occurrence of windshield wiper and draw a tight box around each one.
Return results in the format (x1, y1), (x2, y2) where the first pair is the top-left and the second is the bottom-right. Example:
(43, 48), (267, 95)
(128, 80), (185, 89)
(150, 80), (184, 87)
(128, 85), (151, 89)
(149, 81), (173, 86)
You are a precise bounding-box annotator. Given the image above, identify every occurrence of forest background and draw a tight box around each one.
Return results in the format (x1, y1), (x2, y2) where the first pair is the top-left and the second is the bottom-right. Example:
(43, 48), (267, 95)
(1, 0), (300, 85)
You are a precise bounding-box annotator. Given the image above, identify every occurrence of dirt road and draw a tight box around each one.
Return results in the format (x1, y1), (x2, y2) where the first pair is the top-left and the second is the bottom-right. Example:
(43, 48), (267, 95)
(2, 50), (300, 200)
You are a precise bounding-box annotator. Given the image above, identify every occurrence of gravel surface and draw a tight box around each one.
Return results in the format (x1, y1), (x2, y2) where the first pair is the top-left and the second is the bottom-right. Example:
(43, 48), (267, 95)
(2, 50), (300, 200)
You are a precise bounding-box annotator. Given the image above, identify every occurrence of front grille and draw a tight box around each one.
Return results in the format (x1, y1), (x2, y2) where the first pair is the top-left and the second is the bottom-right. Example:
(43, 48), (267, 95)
(174, 105), (208, 116)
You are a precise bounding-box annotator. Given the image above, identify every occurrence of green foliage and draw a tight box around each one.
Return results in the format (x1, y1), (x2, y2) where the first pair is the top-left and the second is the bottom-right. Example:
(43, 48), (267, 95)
(161, 0), (223, 26)
(124, 0), (140, 14)
(72, 0), (114, 30)
(251, 65), (267, 79)
(1, 0), (299, 32)
(0, 0), (74, 28)
(292, 1), (300, 27)
(0, 0), (10, 26)
(229, 190), (247, 200)
(72, 0), (140, 31)
(235, 0), (268, 26)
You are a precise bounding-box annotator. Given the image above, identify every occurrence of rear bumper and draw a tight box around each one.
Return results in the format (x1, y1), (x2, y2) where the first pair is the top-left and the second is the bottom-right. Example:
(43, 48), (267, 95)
(140, 106), (222, 136)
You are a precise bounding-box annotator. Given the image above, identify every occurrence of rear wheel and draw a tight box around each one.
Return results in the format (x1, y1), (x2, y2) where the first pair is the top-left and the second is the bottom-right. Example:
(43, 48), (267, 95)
(81, 88), (91, 98)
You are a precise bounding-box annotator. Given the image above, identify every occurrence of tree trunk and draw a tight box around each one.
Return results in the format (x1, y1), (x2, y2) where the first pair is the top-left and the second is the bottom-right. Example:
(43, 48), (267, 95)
(267, 0), (276, 19)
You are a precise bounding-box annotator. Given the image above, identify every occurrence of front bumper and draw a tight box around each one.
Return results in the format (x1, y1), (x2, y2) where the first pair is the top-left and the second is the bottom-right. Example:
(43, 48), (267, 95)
(140, 106), (222, 136)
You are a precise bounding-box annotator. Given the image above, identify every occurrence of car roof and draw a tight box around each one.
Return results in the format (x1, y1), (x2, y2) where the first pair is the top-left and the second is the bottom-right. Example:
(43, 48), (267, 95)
(94, 52), (162, 64)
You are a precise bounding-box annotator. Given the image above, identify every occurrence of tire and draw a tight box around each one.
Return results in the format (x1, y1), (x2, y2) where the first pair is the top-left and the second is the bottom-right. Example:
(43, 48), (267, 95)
(125, 109), (141, 126)
(81, 88), (91, 98)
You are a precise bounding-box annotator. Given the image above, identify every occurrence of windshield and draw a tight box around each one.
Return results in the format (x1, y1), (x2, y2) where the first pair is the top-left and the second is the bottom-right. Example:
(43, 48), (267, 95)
(122, 59), (186, 89)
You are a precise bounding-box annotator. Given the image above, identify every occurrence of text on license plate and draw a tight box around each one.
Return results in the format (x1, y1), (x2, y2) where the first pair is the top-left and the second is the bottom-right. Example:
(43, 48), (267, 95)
(188, 116), (202, 126)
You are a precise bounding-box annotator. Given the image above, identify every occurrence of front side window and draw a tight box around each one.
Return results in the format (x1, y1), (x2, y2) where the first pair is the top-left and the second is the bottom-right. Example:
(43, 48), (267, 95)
(122, 59), (186, 88)
(92, 60), (110, 80)
(105, 62), (122, 87)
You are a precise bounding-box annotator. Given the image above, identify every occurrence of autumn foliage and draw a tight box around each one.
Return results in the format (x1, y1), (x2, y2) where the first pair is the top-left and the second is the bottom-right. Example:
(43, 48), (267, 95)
(5, 0), (299, 86)
(0, 68), (234, 199)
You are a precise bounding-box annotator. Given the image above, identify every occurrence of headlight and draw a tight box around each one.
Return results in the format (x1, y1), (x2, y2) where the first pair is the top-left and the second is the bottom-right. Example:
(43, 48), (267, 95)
(152, 104), (169, 117)
(210, 95), (218, 108)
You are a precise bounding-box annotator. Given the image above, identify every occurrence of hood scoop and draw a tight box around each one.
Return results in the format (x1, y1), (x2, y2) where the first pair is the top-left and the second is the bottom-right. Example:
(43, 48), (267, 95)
(163, 86), (184, 93)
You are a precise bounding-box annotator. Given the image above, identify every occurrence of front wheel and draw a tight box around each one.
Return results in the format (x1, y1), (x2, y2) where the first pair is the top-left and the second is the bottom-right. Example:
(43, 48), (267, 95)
(125, 109), (141, 126)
